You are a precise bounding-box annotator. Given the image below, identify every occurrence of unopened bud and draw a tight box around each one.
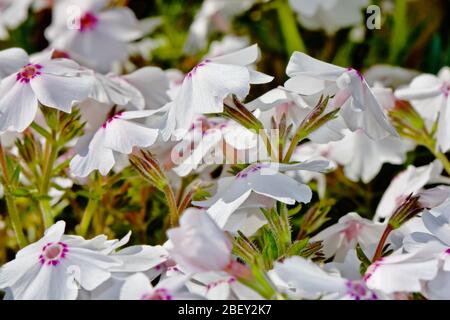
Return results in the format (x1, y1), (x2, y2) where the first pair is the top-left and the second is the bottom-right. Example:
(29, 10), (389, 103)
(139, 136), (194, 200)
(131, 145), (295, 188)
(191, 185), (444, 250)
(129, 149), (169, 191)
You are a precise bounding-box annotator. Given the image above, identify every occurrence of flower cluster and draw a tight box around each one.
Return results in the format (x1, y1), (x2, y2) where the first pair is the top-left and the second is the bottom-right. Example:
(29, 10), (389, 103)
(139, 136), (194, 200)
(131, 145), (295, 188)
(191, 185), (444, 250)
(0, 0), (449, 301)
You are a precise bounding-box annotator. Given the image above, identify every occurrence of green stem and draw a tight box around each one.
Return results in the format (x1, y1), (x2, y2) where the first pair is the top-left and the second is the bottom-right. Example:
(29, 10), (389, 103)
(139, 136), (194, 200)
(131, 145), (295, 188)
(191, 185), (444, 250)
(39, 139), (58, 228)
(283, 129), (307, 163)
(389, 0), (408, 63)
(5, 194), (28, 248)
(372, 225), (393, 262)
(276, 0), (306, 56)
(78, 197), (99, 237)
(234, 265), (278, 300)
(163, 184), (179, 227)
(283, 138), (299, 163)
(259, 130), (278, 162)
(0, 143), (27, 248)
(78, 173), (102, 237)
(422, 136), (450, 176)
(431, 149), (450, 177)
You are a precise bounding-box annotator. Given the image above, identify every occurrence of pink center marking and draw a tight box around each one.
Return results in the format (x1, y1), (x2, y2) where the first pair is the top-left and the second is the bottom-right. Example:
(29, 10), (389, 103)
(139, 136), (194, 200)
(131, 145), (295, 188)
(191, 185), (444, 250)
(343, 221), (363, 242)
(79, 12), (99, 32)
(186, 60), (210, 78)
(363, 258), (383, 282)
(141, 289), (172, 300)
(236, 163), (267, 179)
(39, 242), (69, 266)
(102, 112), (123, 128)
(206, 277), (236, 290)
(345, 280), (378, 300)
(16, 64), (43, 83)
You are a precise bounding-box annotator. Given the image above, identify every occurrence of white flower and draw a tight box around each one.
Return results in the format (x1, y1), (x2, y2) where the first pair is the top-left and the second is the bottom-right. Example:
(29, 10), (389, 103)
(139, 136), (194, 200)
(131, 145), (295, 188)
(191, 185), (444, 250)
(0, 48), (29, 79)
(123, 67), (171, 111)
(83, 232), (169, 300)
(222, 207), (267, 237)
(289, 0), (368, 34)
(374, 160), (446, 222)
(323, 128), (412, 183)
(184, 0), (257, 53)
(247, 87), (346, 144)
(400, 208), (450, 299)
(162, 44), (273, 139)
(0, 0), (33, 39)
(364, 244), (440, 295)
(87, 72), (145, 110)
(45, 0), (142, 72)
(289, 143), (336, 199)
(171, 116), (259, 177)
(285, 52), (398, 140)
(193, 161), (331, 229)
(0, 50), (91, 133)
(166, 208), (233, 273)
(88, 67), (170, 112)
(364, 65), (420, 88)
(187, 272), (263, 300)
(0, 221), (121, 300)
(395, 67), (450, 152)
(312, 212), (385, 262)
(70, 109), (160, 177)
(120, 272), (198, 300)
(165, 69), (185, 100)
(272, 256), (379, 300)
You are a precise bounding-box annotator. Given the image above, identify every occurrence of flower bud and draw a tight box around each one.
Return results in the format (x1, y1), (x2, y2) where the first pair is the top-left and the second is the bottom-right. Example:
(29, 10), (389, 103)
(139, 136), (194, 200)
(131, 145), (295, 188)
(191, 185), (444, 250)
(129, 149), (169, 191)
(167, 208), (232, 273)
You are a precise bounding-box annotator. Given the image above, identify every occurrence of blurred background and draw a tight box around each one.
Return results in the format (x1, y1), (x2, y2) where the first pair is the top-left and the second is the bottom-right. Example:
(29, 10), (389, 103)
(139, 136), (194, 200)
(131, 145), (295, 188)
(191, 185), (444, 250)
(2, 0), (449, 80)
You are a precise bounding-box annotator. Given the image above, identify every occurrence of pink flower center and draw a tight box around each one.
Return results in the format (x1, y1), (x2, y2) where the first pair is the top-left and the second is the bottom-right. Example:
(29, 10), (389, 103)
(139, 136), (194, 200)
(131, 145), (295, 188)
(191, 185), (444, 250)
(345, 280), (378, 300)
(16, 64), (43, 83)
(343, 221), (363, 242)
(102, 112), (123, 128)
(39, 242), (69, 266)
(141, 289), (172, 300)
(79, 12), (99, 32)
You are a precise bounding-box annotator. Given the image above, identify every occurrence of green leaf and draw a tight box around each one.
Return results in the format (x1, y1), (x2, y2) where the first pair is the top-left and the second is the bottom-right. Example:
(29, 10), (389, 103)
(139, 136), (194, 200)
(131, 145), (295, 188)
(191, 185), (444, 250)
(286, 238), (309, 257)
(261, 228), (279, 268)
(30, 122), (52, 139)
(356, 244), (371, 276)
(10, 188), (31, 197)
(10, 165), (21, 186)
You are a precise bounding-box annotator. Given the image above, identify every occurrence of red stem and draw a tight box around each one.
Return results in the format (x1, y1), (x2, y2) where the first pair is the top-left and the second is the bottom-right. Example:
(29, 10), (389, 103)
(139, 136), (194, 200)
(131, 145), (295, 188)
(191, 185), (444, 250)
(372, 225), (392, 262)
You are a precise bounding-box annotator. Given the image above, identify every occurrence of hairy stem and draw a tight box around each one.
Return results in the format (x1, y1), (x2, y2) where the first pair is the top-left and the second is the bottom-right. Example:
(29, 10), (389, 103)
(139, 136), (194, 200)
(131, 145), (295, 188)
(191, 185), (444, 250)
(259, 130), (278, 162)
(372, 225), (393, 262)
(163, 184), (179, 227)
(78, 173), (102, 237)
(0, 143), (27, 248)
(283, 129), (307, 163)
(39, 138), (58, 228)
(78, 197), (99, 237)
